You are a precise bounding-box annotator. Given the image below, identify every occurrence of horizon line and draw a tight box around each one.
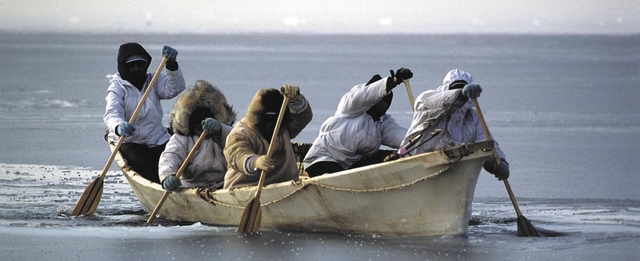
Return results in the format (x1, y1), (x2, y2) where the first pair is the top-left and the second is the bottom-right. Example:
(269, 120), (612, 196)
(1, 29), (638, 37)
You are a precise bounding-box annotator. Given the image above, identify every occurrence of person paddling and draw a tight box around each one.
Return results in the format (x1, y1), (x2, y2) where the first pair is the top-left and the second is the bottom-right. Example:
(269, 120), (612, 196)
(103, 43), (186, 183)
(401, 69), (509, 180)
(303, 68), (413, 177)
(159, 80), (237, 192)
(223, 85), (312, 189)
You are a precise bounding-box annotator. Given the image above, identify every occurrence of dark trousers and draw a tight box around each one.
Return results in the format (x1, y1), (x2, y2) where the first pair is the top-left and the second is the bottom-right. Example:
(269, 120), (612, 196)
(305, 161), (345, 177)
(305, 150), (395, 178)
(119, 143), (166, 183)
(350, 150), (395, 169)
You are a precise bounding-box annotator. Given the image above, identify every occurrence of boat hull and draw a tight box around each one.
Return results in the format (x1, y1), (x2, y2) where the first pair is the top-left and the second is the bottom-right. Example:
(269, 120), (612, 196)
(116, 142), (492, 236)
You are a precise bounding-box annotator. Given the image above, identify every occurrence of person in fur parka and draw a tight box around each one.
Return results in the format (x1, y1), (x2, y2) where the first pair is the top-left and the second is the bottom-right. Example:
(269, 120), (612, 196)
(158, 80), (237, 191)
(223, 85), (312, 189)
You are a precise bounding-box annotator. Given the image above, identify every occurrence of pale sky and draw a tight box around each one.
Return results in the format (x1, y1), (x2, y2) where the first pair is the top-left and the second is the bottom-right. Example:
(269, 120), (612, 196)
(1, 0), (638, 34)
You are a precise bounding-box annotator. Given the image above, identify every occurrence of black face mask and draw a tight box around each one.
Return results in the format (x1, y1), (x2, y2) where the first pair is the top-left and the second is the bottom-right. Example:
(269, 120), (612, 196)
(448, 80), (468, 90)
(366, 92), (393, 122)
(255, 89), (287, 142)
(117, 43), (152, 91)
(125, 61), (147, 78)
(188, 108), (215, 136)
(257, 112), (278, 142)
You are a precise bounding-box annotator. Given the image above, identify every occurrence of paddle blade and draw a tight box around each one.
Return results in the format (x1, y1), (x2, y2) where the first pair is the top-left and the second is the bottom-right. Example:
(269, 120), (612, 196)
(237, 198), (262, 234)
(71, 177), (104, 216)
(251, 207), (262, 233)
(517, 215), (540, 237)
(88, 187), (103, 214)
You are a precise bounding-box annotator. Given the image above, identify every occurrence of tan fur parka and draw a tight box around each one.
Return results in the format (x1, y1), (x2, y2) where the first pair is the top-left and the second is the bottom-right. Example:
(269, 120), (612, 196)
(223, 88), (312, 189)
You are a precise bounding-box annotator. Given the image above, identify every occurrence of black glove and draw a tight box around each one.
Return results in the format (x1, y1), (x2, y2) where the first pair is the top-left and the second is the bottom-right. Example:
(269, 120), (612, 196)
(162, 174), (182, 192)
(483, 157), (510, 181)
(394, 68), (413, 82)
(387, 68), (413, 91)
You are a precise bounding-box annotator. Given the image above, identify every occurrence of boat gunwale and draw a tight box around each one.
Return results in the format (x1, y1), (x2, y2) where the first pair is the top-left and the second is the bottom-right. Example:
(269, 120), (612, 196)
(115, 140), (494, 207)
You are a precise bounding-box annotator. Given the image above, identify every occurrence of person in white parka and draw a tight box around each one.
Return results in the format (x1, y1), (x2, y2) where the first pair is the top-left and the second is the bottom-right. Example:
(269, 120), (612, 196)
(303, 68), (413, 177)
(104, 42), (186, 183)
(400, 69), (509, 181)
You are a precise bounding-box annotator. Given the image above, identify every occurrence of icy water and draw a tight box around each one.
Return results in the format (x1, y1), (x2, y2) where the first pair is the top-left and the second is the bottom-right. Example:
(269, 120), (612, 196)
(0, 33), (639, 260)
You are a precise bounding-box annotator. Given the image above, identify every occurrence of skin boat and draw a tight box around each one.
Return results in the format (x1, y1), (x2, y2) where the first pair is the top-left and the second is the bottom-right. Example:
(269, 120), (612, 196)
(112, 141), (493, 236)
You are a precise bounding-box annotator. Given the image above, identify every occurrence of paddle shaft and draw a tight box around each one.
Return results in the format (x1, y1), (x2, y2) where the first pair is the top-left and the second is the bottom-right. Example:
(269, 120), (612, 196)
(472, 98), (523, 217)
(403, 79), (415, 112)
(147, 130), (208, 224)
(255, 96), (290, 197)
(71, 56), (169, 216)
(238, 96), (289, 233)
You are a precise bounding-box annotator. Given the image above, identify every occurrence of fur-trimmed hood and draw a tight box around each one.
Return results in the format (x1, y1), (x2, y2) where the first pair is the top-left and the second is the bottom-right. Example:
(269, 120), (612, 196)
(223, 87), (313, 189)
(243, 88), (290, 141)
(244, 88), (286, 127)
(170, 80), (237, 135)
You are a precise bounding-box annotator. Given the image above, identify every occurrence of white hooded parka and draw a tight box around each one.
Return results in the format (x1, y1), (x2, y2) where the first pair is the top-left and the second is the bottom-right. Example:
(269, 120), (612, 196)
(104, 69), (186, 146)
(303, 77), (407, 169)
(401, 69), (506, 160)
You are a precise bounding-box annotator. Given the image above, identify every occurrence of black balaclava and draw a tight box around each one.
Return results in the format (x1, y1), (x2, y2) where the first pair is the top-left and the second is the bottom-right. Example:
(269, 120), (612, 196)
(366, 92), (393, 122)
(117, 43), (152, 91)
(365, 74), (383, 86)
(256, 89), (288, 142)
(364, 73), (394, 121)
(448, 80), (468, 90)
(448, 80), (469, 102)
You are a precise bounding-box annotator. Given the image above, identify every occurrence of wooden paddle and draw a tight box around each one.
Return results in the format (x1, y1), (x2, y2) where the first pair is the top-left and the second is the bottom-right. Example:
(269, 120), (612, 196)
(472, 98), (540, 237)
(71, 56), (169, 216)
(237, 96), (290, 234)
(403, 79), (415, 112)
(147, 130), (208, 224)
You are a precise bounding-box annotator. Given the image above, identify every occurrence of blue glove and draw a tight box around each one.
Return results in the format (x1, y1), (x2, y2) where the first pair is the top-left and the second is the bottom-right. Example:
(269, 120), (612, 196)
(162, 45), (178, 61)
(483, 158), (510, 181)
(162, 174), (182, 192)
(201, 118), (222, 136)
(116, 122), (135, 137)
(462, 83), (482, 99)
